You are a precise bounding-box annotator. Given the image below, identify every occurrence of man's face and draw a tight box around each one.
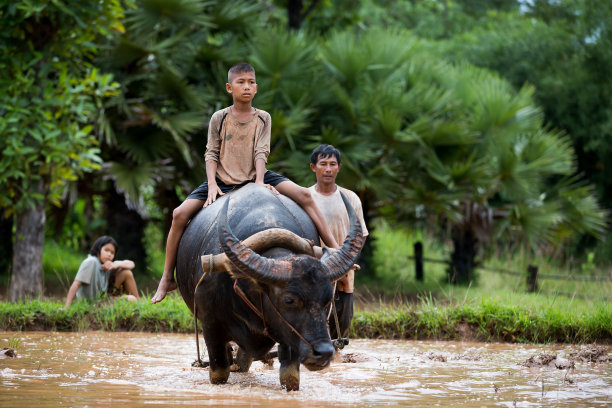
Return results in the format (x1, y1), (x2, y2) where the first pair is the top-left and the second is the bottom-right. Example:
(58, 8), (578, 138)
(226, 71), (257, 103)
(310, 154), (341, 185)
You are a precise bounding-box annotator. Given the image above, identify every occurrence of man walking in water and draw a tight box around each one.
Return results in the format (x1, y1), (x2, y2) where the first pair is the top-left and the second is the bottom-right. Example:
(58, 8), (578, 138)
(308, 144), (369, 339)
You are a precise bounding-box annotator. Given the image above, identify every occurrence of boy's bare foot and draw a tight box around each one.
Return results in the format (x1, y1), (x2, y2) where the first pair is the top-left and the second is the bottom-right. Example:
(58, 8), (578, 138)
(151, 278), (177, 304)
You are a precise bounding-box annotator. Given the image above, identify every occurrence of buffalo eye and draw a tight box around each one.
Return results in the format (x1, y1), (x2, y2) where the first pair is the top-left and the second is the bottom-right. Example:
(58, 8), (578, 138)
(283, 294), (302, 308)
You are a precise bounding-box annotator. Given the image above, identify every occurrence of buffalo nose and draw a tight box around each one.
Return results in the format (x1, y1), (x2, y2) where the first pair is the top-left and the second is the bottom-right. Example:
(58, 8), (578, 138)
(312, 341), (334, 361)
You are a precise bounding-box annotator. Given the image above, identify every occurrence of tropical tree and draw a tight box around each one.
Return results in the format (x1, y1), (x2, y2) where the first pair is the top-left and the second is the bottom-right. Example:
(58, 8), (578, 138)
(445, 0), (612, 261)
(255, 28), (606, 283)
(0, 1), (127, 300)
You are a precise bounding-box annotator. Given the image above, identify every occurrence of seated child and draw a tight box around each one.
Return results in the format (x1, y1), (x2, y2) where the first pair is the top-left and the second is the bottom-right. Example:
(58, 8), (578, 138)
(63, 236), (140, 308)
(151, 62), (339, 303)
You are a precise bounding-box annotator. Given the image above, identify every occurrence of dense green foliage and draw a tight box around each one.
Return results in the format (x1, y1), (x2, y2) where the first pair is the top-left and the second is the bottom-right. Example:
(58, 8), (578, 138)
(0, 1), (126, 213)
(1, 0), (610, 298)
(0, 0), (131, 300)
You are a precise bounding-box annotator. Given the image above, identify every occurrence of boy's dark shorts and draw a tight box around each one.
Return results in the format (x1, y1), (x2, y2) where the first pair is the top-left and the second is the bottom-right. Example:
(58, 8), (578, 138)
(186, 170), (288, 201)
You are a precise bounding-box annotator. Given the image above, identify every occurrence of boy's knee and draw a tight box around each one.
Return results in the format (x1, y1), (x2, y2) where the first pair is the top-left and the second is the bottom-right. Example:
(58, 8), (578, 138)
(172, 207), (190, 225)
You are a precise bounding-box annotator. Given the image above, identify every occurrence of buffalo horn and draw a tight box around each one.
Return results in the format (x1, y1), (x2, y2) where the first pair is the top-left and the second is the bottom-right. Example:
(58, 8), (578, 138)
(218, 198), (294, 285)
(201, 229), (323, 273)
(322, 191), (365, 281)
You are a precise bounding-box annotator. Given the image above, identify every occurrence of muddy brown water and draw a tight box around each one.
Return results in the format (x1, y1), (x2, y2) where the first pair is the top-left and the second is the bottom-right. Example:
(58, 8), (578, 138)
(0, 332), (610, 407)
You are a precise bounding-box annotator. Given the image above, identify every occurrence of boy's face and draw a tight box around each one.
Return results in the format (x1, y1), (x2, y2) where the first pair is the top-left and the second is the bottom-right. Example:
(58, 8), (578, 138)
(226, 71), (257, 103)
(310, 154), (341, 186)
(98, 243), (116, 264)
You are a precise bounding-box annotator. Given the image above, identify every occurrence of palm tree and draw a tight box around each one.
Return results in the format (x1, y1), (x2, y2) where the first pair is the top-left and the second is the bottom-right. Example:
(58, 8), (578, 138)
(258, 27), (606, 283)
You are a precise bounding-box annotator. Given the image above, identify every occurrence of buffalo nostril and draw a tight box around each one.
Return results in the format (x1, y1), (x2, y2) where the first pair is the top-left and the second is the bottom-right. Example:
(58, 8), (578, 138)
(313, 342), (334, 360)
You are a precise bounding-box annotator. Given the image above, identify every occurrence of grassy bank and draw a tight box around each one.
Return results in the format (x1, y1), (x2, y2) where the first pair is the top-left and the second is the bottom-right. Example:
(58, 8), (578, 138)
(1, 292), (609, 344)
(0, 294), (193, 333)
(353, 294), (611, 343)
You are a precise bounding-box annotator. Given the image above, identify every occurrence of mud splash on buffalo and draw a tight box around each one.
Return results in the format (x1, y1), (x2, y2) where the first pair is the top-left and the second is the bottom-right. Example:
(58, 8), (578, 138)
(1, 331), (610, 407)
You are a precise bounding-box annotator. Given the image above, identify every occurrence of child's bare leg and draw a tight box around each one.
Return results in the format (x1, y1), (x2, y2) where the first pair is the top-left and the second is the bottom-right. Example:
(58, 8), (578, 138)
(275, 181), (339, 249)
(151, 198), (204, 303)
(114, 269), (140, 299)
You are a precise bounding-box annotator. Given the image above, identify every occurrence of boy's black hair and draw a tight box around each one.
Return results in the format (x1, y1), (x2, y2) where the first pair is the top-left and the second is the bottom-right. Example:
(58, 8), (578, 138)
(228, 62), (255, 82)
(310, 144), (342, 166)
(89, 236), (118, 257)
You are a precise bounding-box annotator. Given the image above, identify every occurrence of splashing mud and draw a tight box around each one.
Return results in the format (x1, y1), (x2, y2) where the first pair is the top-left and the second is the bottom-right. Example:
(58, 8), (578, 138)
(0, 332), (609, 407)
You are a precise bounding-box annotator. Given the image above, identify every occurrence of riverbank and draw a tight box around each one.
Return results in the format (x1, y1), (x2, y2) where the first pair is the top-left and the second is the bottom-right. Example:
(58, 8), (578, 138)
(1, 292), (610, 344)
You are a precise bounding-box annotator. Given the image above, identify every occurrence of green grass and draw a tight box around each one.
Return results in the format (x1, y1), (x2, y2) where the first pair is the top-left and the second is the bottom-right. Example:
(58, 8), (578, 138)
(363, 220), (612, 301)
(351, 290), (611, 343)
(42, 241), (85, 291)
(347, 221), (612, 343)
(0, 290), (609, 343)
(0, 293), (193, 333)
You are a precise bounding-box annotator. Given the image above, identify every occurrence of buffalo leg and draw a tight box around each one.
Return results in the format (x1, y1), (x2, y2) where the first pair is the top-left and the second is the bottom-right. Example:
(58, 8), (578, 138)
(234, 347), (253, 372)
(206, 340), (231, 384)
(278, 344), (300, 391)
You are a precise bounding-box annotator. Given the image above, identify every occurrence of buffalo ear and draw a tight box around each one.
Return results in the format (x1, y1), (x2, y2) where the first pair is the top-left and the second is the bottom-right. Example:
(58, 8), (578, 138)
(320, 247), (333, 261)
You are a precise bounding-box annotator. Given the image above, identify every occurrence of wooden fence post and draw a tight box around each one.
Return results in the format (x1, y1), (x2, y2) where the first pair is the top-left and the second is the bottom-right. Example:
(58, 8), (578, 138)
(414, 242), (423, 281)
(527, 265), (538, 292)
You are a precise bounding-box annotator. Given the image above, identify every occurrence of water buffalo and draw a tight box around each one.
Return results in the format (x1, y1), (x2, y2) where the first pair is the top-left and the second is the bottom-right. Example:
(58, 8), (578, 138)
(175, 183), (363, 390)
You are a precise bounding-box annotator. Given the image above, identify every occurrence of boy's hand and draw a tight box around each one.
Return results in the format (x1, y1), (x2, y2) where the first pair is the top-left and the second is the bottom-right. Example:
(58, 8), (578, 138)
(204, 183), (225, 208)
(256, 181), (279, 195)
(101, 260), (114, 270)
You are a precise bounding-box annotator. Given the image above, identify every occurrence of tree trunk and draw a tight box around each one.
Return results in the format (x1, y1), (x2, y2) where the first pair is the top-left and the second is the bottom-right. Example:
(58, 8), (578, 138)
(288, 0), (303, 30)
(0, 212), (13, 277)
(9, 204), (45, 301)
(449, 228), (477, 284)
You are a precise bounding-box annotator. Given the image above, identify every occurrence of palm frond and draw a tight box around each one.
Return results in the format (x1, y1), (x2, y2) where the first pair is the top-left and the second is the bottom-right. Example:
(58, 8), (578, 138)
(551, 178), (608, 240)
(209, 0), (264, 32)
(124, 0), (213, 37)
(107, 161), (157, 204)
(148, 110), (200, 167)
(271, 102), (314, 151)
(116, 129), (175, 163)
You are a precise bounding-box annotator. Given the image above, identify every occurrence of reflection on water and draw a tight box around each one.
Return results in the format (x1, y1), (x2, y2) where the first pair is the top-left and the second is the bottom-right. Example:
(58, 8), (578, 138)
(0, 331), (610, 407)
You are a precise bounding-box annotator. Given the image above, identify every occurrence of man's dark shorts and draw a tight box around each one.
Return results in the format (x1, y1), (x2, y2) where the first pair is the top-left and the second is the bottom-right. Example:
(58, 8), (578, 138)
(186, 170), (288, 201)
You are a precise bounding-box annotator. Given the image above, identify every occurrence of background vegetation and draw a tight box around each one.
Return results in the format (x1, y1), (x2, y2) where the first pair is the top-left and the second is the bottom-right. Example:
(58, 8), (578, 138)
(1, 0), (611, 315)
